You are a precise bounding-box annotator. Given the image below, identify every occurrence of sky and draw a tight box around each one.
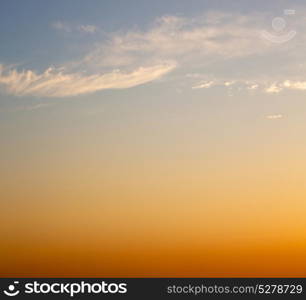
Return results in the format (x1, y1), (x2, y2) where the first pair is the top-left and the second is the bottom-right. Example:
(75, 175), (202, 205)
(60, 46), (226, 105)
(1, 0), (306, 277)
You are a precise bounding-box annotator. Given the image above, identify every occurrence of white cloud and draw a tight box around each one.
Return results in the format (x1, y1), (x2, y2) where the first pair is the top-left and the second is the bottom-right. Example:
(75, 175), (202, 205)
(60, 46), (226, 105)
(247, 83), (259, 90)
(283, 80), (306, 90)
(189, 78), (306, 94)
(224, 81), (235, 87)
(51, 21), (71, 32)
(77, 25), (97, 34)
(81, 13), (272, 70)
(264, 80), (306, 94)
(0, 63), (176, 97)
(265, 83), (283, 94)
(3, 11), (306, 98)
(266, 114), (283, 120)
(192, 81), (215, 89)
(52, 21), (97, 34)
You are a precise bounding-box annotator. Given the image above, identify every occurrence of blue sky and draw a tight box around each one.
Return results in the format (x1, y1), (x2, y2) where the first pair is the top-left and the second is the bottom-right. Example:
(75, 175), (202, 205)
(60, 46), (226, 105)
(1, 0), (306, 151)
(1, 0), (305, 99)
(1, 0), (306, 181)
(0, 0), (301, 69)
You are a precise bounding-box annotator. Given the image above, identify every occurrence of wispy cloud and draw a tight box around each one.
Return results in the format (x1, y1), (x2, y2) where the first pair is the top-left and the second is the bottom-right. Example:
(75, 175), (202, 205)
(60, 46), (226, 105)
(77, 25), (97, 34)
(189, 77), (306, 94)
(192, 81), (215, 89)
(0, 63), (175, 97)
(78, 11), (306, 95)
(247, 83), (259, 90)
(2, 11), (306, 98)
(265, 83), (283, 94)
(283, 80), (306, 90)
(51, 21), (72, 33)
(25, 102), (54, 111)
(264, 81), (306, 94)
(52, 21), (98, 34)
(266, 114), (283, 120)
(81, 13), (271, 70)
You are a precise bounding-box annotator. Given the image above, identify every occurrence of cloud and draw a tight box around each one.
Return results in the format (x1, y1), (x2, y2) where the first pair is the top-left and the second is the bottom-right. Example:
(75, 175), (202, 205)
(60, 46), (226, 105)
(192, 81), (215, 89)
(283, 80), (306, 90)
(25, 103), (54, 111)
(81, 13), (272, 70)
(265, 83), (283, 94)
(3, 11), (306, 98)
(266, 114), (283, 120)
(16, 102), (54, 112)
(247, 83), (259, 90)
(264, 80), (306, 94)
(78, 12), (306, 96)
(0, 63), (176, 97)
(52, 21), (97, 34)
(224, 81), (235, 87)
(189, 78), (263, 93)
(189, 77), (306, 95)
(77, 25), (97, 34)
(51, 21), (71, 33)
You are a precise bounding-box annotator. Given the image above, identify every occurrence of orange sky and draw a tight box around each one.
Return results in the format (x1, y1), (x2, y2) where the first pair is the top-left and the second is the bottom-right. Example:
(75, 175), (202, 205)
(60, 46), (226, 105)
(1, 0), (306, 278)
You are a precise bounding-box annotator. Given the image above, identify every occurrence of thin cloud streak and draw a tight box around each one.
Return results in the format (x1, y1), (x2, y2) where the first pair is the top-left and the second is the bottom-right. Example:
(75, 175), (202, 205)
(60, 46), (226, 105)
(0, 63), (176, 97)
(189, 78), (306, 94)
(266, 114), (283, 119)
(52, 21), (98, 34)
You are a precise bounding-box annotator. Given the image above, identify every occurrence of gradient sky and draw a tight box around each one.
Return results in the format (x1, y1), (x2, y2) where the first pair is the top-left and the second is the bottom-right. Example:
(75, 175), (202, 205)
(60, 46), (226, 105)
(1, 0), (306, 277)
